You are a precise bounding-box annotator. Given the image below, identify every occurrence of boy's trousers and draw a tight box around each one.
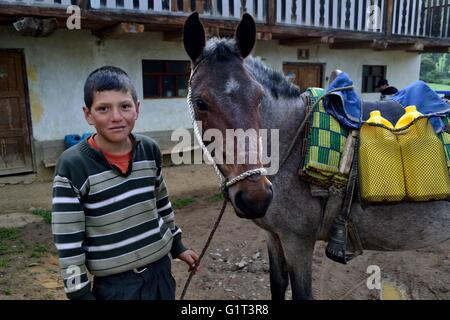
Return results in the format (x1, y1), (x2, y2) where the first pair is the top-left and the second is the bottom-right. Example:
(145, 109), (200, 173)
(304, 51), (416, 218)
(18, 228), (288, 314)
(92, 255), (176, 300)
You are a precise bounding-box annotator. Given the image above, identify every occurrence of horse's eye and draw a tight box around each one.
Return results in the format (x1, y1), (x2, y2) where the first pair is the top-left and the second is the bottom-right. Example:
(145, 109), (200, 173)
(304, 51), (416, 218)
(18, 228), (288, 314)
(195, 99), (209, 112)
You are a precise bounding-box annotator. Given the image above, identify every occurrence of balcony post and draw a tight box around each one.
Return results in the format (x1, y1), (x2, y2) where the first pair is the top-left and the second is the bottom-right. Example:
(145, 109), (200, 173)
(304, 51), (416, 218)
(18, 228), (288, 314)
(268, 0), (275, 25)
(385, 0), (394, 36)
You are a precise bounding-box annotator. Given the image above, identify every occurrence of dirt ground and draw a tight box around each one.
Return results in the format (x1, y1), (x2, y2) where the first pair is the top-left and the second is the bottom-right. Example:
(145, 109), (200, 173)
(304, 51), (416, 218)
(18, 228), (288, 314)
(0, 163), (449, 300)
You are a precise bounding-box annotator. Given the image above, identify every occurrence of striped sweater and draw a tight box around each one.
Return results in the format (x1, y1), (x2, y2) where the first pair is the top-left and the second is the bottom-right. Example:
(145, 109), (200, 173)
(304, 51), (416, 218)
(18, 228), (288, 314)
(51, 134), (186, 300)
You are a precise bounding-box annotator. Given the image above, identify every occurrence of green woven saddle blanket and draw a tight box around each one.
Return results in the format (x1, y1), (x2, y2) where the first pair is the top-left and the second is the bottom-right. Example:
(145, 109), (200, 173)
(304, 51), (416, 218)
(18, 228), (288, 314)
(298, 87), (349, 188)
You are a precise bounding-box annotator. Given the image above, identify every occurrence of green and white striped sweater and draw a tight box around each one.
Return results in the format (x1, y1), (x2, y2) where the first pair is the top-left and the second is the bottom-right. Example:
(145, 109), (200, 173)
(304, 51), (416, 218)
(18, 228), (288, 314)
(51, 134), (186, 300)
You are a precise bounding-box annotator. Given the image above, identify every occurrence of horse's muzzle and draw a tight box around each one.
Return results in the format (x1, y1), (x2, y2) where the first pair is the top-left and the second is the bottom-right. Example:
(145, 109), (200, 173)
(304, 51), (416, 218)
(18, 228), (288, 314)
(230, 175), (273, 219)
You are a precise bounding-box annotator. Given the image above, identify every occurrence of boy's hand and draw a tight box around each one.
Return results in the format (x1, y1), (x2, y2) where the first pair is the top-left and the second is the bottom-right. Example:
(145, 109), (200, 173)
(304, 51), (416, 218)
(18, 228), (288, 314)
(176, 249), (201, 273)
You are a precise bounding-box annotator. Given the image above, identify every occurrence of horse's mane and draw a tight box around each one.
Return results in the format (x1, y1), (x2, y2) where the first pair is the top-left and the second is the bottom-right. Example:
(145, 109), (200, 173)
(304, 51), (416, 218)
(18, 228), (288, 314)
(245, 56), (302, 100)
(203, 38), (302, 100)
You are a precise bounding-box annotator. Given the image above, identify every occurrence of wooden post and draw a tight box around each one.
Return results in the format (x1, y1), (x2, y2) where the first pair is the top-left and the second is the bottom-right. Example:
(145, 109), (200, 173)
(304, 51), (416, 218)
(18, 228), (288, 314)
(171, 0), (178, 11)
(267, 0), (275, 25)
(196, 0), (205, 13)
(183, 0), (191, 12)
(385, 0), (394, 37)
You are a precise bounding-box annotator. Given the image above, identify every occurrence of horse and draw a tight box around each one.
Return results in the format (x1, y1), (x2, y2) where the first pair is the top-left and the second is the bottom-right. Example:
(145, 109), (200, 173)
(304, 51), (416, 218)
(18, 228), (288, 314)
(182, 12), (450, 300)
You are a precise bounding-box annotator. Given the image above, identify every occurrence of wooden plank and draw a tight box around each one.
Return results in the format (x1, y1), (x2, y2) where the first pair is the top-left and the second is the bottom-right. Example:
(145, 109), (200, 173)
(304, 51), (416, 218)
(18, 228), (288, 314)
(222, 0), (230, 17)
(257, 0), (263, 21)
(314, 0), (320, 26)
(247, 0), (254, 16)
(276, 0), (282, 22)
(323, 0), (329, 27)
(348, 0), (354, 30)
(411, 0), (417, 35)
(139, 0), (149, 11)
(183, 0), (190, 12)
(268, 0), (276, 25)
(332, 0), (338, 28)
(171, 0), (178, 11)
(296, 0), (302, 25)
(94, 22), (145, 39)
(380, 0), (385, 32)
(306, 0), (312, 25)
(196, 0), (204, 13)
(234, 0), (240, 17)
(285, 0), (291, 24)
(124, 0), (134, 9)
(154, 0), (162, 11)
(90, 0), (100, 8)
(386, 0), (394, 35)
(106, 0), (116, 9)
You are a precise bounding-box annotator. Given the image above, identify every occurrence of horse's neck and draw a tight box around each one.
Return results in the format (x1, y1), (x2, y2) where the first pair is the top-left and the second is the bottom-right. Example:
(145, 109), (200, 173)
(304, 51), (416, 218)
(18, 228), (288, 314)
(260, 93), (306, 158)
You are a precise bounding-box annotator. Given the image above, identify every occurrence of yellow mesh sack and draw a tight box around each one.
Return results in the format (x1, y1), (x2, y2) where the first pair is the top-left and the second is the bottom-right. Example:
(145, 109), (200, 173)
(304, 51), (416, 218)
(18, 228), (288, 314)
(359, 123), (406, 202)
(397, 117), (450, 201)
(359, 117), (450, 202)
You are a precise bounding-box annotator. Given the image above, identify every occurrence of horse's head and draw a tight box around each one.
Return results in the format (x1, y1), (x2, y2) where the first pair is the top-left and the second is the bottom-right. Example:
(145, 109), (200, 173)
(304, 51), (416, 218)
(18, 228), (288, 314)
(183, 12), (273, 219)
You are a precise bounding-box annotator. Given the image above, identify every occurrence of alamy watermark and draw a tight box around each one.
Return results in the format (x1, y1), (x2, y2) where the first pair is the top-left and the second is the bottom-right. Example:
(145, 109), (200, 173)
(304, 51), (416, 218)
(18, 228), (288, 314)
(170, 122), (280, 175)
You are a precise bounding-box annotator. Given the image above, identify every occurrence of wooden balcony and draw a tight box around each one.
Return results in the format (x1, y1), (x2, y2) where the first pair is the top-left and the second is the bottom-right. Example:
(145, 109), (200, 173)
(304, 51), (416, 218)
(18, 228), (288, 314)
(0, 0), (449, 51)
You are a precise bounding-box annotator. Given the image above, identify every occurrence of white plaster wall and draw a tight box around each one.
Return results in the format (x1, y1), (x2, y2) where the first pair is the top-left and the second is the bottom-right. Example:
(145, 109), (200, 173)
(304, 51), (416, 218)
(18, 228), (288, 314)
(0, 26), (421, 142)
(0, 26), (192, 141)
(254, 40), (422, 101)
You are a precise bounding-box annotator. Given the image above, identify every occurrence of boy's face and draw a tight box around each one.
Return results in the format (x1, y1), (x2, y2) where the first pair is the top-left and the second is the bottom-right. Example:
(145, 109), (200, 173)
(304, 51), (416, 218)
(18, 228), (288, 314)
(83, 90), (140, 144)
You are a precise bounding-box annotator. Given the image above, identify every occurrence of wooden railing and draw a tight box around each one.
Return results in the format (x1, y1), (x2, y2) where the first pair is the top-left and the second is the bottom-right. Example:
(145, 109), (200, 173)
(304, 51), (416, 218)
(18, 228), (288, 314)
(392, 0), (450, 38)
(276, 0), (386, 33)
(3, 0), (450, 38)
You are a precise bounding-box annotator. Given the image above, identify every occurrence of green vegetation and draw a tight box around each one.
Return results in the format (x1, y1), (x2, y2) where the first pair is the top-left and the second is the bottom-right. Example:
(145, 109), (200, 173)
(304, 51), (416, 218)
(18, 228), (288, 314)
(172, 198), (196, 209)
(30, 244), (48, 258)
(0, 228), (20, 241)
(420, 53), (450, 86)
(0, 228), (25, 255)
(2, 288), (11, 296)
(32, 209), (52, 224)
(427, 83), (450, 91)
(0, 258), (9, 269)
(208, 192), (224, 202)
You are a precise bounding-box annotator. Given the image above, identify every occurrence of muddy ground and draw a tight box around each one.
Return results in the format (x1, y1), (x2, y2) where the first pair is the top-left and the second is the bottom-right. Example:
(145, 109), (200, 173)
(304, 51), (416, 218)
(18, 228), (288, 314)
(0, 164), (449, 300)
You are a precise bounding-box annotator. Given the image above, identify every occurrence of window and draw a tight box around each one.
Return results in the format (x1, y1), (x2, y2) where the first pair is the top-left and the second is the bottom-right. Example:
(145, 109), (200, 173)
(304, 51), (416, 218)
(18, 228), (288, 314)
(142, 60), (190, 98)
(362, 65), (386, 93)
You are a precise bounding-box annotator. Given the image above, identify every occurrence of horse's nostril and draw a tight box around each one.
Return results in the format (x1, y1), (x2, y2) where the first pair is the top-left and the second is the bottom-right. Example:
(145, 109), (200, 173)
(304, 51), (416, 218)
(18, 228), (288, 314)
(234, 189), (273, 219)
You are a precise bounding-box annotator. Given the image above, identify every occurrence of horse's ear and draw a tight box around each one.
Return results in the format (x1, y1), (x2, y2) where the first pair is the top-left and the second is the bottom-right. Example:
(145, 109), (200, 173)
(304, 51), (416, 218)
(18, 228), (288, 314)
(235, 13), (256, 59)
(183, 12), (206, 63)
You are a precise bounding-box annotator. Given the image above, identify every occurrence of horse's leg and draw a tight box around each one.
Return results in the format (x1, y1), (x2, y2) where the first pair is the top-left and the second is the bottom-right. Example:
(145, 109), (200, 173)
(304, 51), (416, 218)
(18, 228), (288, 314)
(280, 234), (315, 300)
(267, 231), (289, 300)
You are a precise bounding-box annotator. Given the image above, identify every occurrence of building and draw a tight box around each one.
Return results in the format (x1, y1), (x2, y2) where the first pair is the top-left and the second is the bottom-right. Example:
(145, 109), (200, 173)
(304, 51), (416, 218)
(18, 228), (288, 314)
(0, 0), (449, 180)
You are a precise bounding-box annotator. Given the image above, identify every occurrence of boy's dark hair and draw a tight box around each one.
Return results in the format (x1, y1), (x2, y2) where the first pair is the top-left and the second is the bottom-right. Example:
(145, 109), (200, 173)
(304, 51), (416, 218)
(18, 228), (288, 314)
(84, 66), (138, 109)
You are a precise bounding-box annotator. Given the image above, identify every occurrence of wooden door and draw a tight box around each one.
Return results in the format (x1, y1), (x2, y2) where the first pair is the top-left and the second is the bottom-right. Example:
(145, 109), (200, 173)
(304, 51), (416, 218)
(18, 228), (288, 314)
(0, 50), (33, 176)
(283, 63), (323, 93)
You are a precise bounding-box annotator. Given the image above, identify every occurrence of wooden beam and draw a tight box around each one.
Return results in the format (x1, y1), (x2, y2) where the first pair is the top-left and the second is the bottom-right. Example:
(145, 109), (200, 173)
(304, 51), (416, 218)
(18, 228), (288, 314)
(422, 46), (450, 53)
(94, 22), (144, 39)
(256, 32), (272, 40)
(329, 40), (388, 50)
(279, 36), (334, 46)
(163, 30), (183, 41)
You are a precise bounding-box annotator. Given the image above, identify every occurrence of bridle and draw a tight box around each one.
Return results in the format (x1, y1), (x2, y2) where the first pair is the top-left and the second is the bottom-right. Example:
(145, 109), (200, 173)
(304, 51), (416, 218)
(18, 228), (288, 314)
(186, 58), (267, 196)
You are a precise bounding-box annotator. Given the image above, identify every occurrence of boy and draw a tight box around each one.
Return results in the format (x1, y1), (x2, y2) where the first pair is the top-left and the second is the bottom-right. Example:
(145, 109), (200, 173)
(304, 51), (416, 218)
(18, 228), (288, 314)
(52, 66), (199, 300)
